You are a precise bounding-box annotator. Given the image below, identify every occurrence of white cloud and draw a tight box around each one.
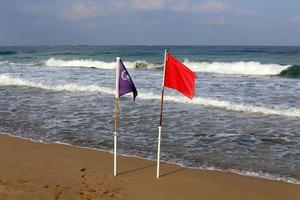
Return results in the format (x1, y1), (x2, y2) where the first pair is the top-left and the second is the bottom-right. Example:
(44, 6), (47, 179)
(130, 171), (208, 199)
(61, 0), (167, 20)
(169, 0), (189, 13)
(130, 0), (166, 11)
(63, 2), (103, 20)
(61, 0), (231, 20)
(22, 0), (234, 21)
(192, 0), (229, 13)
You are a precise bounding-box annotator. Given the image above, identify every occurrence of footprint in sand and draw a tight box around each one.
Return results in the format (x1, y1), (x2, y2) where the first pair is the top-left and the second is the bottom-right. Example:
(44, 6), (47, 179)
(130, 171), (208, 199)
(54, 184), (64, 200)
(79, 168), (128, 199)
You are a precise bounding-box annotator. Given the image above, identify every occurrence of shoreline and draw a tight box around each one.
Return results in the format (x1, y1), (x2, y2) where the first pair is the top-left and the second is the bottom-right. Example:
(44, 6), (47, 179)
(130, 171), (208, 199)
(2, 132), (299, 185)
(0, 133), (299, 200)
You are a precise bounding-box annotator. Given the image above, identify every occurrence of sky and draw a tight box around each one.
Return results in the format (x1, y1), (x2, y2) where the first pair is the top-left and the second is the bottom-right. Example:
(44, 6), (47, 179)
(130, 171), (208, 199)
(0, 0), (300, 46)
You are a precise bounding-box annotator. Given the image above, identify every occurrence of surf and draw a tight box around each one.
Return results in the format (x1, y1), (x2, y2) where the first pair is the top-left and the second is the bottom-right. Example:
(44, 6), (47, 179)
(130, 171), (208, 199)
(45, 58), (158, 69)
(1, 74), (299, 118)
(278, 65), (300, 78)
(44, 58), (297, 77)
(183, 60), (292, 76)
(2, 57), (299, 78)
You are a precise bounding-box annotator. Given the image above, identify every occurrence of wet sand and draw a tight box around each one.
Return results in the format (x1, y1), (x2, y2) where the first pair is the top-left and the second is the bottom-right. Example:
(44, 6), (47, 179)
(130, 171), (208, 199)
(0, 133), (299, 200)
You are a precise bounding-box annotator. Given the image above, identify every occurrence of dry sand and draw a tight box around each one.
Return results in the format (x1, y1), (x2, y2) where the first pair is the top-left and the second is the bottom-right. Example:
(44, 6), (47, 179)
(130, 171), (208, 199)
(0, 133), (299, 200)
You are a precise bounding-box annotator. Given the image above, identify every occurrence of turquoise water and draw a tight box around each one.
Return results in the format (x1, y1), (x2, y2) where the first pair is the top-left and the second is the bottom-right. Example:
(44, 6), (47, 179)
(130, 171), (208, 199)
(0, 46), (299, 184)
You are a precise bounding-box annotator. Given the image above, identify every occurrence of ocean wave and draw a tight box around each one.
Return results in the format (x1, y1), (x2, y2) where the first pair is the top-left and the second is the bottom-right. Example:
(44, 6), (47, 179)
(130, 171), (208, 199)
(183, 60), (291, 76)
(2, 57), (298, 77)
(45, 58), (159, 69)
(0, 74), (114, 94)
(0, 51), (17, 55)
(45, 58), (297, 76)
(0, 61), (9, 65)
(204, 167), (300, 185)
(0, 60), (43, 67)
(139, 92), (300, 118)
(279, 65), (300, 78)
(1, 74), (299, 118)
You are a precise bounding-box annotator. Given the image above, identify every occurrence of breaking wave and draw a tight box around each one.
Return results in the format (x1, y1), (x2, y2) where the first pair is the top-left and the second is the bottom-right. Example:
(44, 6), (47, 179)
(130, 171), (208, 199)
(45, 58), (158, 69)
(0, 74), (114, 94)
(1, 74), (300, 118)
(139, 93), (300, 118)
(2, 57), (299, 77)
(0, 61), (9, 65)
(279, 65), (300, 78)
(45, 58), (297, 77)
(183, 60), (292, 76)
(0, 60), (42, 66)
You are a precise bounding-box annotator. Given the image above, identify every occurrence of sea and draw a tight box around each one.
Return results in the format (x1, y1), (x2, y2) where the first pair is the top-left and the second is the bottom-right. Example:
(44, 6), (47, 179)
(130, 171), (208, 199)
(0, 46), (299, 184)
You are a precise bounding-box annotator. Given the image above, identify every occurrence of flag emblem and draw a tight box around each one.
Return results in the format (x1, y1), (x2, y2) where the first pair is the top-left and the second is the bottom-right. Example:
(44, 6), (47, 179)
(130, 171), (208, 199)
(117, 58), (138, 101)
(121, 70), (130, 81)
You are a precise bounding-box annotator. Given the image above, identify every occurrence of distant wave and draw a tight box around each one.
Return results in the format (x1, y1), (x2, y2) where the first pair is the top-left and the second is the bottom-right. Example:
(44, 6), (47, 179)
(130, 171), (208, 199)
(1, 74), (300, 118)
(0, 51), (17, 55)
(45, 58), (159, 69)
(45, 58), (298, 77)
(183, 60), (291, 76)
(2, 57), (299, 77)
(45, 57), (292, 76)
(278, 65), (300, 78)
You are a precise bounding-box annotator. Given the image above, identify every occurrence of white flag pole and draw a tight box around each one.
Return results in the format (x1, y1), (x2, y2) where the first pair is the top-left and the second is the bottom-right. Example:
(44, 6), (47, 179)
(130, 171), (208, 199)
(156, 49), (168, 178)
(114, 57), (120, 176)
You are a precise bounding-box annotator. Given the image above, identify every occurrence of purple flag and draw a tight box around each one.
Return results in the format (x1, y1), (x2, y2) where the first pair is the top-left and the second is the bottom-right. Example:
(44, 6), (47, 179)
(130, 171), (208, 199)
(117, 58), (138, 101)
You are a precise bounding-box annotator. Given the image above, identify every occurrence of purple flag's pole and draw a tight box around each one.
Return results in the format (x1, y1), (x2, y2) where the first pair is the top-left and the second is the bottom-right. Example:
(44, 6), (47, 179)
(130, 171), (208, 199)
(114, 57), (120, 176)
(156, 49), (168, 178)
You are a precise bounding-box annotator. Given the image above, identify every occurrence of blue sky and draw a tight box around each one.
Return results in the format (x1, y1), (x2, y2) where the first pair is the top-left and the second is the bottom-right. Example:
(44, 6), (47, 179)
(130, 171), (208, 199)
(1, 0), (300, 45)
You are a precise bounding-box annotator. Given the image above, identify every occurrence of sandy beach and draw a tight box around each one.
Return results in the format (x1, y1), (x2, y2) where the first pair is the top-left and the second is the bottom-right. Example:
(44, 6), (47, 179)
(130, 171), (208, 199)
(0, 133), (299, 200)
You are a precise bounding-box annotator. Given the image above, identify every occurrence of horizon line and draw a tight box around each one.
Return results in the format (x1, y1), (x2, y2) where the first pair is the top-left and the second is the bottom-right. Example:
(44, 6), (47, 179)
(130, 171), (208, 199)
(1, 44), (300, 47)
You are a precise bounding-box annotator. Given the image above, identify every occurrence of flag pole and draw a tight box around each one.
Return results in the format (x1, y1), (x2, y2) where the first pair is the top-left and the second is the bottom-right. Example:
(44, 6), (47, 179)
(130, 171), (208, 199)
(114, 57), (120, 176)
(156, 49), (168, 178)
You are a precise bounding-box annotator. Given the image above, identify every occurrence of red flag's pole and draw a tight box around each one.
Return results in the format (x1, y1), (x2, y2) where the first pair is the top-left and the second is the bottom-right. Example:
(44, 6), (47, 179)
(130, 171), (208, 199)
(156, 49), (168, 178)
(114, 57), (120, 176)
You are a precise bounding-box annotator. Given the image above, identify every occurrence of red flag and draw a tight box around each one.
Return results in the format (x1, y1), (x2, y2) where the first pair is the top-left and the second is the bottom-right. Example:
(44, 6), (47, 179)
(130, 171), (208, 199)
(164, 52), (196, 99)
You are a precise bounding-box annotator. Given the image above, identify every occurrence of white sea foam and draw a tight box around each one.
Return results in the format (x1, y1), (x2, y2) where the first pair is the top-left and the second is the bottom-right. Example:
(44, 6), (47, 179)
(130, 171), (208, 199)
(0, 74), (114, 95)
(3, 57), (292, 76)
(227, 169), (300, 184)
(139, 92), (300, 118)
(0, 61), (40, 67)
(45, 58), (156, 69)
(0, 61), (9, 65)
(201, 166), (300, 185)
(1, 74), (300, 117)
(183, 60), (291, 76)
